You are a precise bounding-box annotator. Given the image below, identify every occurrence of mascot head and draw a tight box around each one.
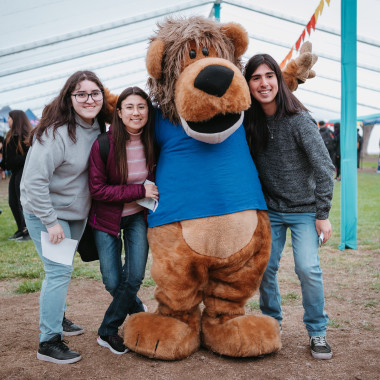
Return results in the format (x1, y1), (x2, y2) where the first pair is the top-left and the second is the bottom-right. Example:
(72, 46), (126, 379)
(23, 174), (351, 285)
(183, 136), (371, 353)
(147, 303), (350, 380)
(146, 16), (251, 144)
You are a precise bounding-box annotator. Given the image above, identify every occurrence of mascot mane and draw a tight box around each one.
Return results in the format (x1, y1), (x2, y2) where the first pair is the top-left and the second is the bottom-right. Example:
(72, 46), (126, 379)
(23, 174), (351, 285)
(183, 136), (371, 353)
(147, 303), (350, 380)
(147, 16), (242, 124)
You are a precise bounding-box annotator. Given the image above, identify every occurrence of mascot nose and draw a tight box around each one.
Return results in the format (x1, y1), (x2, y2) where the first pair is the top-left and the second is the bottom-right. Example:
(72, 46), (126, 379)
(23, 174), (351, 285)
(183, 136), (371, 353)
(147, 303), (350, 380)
(194, 64), (234, 97)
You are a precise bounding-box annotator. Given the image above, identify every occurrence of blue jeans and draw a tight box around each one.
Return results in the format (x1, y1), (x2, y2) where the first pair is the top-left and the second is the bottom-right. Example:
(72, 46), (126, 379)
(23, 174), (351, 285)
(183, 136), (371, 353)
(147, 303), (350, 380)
(259, 211), (329, 337)
(94, 211), (148, 336)
(23, 212), (86, 343)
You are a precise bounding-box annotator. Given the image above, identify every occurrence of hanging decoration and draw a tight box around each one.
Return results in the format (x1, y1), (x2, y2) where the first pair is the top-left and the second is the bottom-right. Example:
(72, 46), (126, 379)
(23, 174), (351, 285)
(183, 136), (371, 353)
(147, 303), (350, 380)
(280, 0), (331, 68)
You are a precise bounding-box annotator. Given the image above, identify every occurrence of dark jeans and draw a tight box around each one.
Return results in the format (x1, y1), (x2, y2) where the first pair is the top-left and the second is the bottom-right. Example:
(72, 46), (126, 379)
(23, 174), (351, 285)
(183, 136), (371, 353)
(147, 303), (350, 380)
(9, 170), (26, 231)
(94, 211), (149, 336)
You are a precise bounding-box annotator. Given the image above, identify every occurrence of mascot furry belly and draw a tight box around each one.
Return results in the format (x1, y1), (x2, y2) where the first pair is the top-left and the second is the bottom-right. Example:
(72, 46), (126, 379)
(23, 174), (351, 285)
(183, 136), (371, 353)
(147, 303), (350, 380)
(122, 15), (316, 360)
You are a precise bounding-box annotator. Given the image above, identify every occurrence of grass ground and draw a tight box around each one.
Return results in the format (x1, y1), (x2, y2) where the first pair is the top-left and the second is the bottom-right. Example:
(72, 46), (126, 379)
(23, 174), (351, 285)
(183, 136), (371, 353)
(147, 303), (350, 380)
(0, 159), (379, 291)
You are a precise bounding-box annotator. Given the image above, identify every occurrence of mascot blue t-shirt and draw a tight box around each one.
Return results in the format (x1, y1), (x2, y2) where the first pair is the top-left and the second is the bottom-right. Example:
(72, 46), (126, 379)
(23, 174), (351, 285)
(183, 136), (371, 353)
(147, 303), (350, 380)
(148, 109), (267, 227)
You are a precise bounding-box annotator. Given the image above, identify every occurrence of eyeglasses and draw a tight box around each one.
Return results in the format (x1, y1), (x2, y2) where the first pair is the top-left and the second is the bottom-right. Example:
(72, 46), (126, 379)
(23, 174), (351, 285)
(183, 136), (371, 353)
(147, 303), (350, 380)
(121, 105), (148, 114)
(71, 90), (103, 103)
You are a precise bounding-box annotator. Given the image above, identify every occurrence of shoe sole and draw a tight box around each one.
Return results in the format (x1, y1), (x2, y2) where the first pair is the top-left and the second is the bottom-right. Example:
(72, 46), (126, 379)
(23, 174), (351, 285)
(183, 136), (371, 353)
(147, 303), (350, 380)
(37, 352), (82, 364)
(62, 328), (84, 336)
(311, 350), (333, 360)
(97, 336), (128, 355)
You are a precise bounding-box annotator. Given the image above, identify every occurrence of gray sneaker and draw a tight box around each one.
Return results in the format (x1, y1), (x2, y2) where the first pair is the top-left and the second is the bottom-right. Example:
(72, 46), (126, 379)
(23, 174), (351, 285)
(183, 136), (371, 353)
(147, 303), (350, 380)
(62, 316), (84, 336)
(310, 336), (332, 360)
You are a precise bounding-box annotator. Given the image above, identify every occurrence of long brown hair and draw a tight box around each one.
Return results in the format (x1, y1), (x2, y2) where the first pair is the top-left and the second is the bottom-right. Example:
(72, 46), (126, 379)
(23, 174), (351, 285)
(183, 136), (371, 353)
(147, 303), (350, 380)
(243, 54), (308, 157)
(112, 87), (155, 182)
(29, 71), (107, 146)
(6, 110), (32, 154)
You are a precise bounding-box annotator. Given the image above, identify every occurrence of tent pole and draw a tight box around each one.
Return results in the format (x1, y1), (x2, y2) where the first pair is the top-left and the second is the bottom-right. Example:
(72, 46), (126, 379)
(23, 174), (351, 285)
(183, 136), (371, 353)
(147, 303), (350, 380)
(339, 0), (357, 250)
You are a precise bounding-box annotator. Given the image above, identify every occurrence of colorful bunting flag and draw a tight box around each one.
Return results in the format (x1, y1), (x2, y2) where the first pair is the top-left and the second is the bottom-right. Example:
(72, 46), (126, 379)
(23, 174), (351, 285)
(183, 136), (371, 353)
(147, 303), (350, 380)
(306, 15), (316, 35)
(314, 0), (325, 23)
(281, 0), (331, 69)
(280, 48), (293, 69)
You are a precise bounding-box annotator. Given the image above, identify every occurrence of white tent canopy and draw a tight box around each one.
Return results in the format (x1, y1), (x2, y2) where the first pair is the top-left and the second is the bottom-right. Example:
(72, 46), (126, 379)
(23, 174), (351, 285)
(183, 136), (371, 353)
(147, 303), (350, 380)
(1, 0), (379, 121)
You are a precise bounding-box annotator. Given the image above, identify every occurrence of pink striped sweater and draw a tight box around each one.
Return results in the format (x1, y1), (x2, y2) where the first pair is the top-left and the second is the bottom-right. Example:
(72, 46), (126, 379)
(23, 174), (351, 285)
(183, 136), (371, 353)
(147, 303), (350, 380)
(122, 131), (148, 216)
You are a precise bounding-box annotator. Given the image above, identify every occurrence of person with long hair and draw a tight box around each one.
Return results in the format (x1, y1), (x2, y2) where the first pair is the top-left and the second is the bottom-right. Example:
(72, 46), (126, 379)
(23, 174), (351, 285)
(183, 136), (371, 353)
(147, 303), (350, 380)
(1, 110), (32, 240)
(20, 71), (108, 364)
(244, 54), (335, 360)
(88, 86), (157, 354)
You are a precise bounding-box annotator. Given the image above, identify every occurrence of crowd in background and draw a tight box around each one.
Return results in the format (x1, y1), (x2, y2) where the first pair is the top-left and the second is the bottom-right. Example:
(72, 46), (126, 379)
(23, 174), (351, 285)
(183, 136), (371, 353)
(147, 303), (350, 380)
(317, 120), (363, 181)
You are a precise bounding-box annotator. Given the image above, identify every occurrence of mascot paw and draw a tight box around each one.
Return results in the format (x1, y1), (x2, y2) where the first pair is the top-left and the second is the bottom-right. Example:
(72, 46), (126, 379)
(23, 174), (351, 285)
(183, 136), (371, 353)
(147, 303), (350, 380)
(282, 41), (318, 91)
(124, 313), (200, 360)
(201, 314), (281, 357)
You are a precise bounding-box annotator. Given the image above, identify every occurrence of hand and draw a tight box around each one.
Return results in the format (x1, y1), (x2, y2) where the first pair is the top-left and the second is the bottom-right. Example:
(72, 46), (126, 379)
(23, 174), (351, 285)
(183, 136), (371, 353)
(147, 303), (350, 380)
(47, 223), (65, 245)
(144, 184), (159, 200)
(315, 219), (332, 244)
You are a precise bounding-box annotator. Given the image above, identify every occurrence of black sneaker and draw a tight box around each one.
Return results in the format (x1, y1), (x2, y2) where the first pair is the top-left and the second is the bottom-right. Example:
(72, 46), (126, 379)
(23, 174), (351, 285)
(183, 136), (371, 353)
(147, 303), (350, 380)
(8, 230), (24, 240)
(62, 316), (84, 336)
(310, 336), (332, 360)
(97, 334), (128, 354)
(37, 334), (81, 364)
(18, 230), (31, 241)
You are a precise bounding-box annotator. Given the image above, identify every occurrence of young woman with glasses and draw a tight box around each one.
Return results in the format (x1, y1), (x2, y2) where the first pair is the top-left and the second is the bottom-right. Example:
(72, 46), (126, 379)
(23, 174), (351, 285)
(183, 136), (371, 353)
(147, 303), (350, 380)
(88, 86), (157, 355)
(20, 70), (108, 364)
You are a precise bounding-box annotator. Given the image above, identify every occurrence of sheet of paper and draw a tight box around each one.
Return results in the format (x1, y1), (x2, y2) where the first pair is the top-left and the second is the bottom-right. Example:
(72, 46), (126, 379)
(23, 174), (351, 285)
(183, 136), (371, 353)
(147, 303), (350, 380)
(136, 179), (159, 212)
(41, 231), (78, 266)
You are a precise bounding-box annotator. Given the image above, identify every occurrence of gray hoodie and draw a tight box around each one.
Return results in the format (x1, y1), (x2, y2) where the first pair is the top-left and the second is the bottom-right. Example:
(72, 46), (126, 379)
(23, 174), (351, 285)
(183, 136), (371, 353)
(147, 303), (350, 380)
(21, 116), (100, 228)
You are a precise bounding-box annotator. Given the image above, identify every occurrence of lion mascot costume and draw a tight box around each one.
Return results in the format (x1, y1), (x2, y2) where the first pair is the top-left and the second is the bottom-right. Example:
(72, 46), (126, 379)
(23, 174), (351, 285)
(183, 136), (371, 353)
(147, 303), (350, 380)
(117, 16), (317, 360)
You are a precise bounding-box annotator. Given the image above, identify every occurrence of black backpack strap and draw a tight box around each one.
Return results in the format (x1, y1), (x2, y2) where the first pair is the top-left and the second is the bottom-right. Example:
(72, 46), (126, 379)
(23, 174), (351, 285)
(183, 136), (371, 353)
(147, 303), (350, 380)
(97, 133), (110, 166)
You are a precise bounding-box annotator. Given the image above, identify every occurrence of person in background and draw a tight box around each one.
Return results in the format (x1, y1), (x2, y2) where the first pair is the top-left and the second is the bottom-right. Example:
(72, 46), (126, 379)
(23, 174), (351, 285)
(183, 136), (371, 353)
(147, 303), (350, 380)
(88, 86), (158, 354)
(20, 71), (108, 364)
(0, 110), (32, 241)
(334, 122), (341, 180)
(0, 135), (6, 180)
(357, 127), (363, 169)
(244, 53), (335, 360)
(318, 120), (335, 165)
(0, 135), (5, 215)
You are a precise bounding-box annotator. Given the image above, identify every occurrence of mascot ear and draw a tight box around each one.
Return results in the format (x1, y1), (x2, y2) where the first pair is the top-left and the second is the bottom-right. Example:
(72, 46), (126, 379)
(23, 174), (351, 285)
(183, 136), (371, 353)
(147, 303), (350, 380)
(146, 39), (165, 79)
(104, 88), (118, 124)
(220, 23), (249, 59)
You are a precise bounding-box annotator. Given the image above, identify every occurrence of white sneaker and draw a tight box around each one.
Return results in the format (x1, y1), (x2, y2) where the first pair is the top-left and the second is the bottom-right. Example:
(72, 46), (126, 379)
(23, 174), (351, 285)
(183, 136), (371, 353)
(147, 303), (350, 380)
(143, 304), (148, 312)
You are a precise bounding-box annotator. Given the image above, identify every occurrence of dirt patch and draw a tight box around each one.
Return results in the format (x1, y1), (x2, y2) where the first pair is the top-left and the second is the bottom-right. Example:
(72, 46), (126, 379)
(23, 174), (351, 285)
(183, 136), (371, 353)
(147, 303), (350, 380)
(0, 244), (379, 380)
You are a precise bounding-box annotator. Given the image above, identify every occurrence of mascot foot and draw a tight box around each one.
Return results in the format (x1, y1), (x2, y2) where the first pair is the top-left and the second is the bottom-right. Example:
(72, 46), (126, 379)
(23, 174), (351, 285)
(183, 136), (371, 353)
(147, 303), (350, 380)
(124, 313), (200, 360)
(201, 314), (281, 357)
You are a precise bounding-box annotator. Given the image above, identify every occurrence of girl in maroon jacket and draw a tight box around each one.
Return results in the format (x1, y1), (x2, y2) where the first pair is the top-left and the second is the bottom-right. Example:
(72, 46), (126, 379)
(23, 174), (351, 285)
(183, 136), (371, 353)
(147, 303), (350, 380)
(88, 87), (158, 354)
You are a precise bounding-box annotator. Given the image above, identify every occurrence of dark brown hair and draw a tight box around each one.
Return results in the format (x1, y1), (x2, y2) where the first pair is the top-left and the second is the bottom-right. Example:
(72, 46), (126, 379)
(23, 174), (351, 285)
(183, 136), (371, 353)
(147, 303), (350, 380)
(112, 87), (155, 182)
(6, 110), (32, 154)
(243, 54), (307, 156)
(29, 71), (107, 145)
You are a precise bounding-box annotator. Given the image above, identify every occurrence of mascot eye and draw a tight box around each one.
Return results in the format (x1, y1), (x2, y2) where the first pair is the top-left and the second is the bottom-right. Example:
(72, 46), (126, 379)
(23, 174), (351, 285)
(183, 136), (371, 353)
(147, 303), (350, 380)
(202, 47), (209, 56)
(189, 50), (196, 59)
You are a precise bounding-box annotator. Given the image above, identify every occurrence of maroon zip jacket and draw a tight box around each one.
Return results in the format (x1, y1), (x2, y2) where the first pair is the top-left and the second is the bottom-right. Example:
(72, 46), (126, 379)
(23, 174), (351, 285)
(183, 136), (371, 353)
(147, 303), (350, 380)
(88, 128), (153, 237)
